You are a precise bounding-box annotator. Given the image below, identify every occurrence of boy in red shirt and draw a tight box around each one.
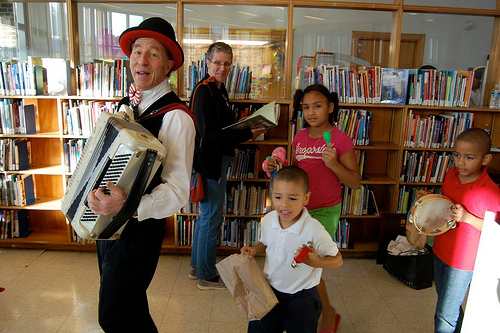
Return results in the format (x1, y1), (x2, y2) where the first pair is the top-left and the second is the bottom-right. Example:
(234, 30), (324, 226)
(420, 128), (500, 332)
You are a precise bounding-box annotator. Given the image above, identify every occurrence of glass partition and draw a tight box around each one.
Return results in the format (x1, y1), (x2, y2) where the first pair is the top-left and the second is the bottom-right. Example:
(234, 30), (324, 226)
(292, 7), (393, 92)
(77, 3), (177, 63)
(402, 12), (494, 71)
(183, 4), (287, 99)
(77, 3), (178, 92)
(404, 0), (496, 10)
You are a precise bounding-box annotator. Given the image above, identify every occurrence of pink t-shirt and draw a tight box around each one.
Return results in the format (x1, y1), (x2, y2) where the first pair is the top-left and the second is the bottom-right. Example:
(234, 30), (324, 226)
(433, 166), (500, 271)
(292, 127), (354, 210)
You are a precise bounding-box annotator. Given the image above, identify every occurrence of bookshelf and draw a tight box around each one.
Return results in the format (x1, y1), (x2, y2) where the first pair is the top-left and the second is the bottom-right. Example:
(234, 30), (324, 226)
(0, 0), (500, 257)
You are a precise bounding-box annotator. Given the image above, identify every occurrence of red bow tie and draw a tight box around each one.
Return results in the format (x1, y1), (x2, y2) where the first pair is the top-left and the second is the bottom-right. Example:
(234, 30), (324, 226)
(129, 83), (141, 107)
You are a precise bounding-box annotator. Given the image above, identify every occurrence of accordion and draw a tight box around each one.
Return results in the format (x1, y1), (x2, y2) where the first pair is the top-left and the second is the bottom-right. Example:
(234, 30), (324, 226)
(61, 111), (166, 240)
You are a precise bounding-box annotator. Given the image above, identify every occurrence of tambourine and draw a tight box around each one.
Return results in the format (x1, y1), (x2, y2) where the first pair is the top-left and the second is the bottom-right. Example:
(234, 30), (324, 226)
(408, 194), (456, 236)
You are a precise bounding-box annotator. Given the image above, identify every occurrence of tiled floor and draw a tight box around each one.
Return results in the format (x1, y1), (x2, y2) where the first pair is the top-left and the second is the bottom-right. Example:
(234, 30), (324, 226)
(0, 248), (437, 333)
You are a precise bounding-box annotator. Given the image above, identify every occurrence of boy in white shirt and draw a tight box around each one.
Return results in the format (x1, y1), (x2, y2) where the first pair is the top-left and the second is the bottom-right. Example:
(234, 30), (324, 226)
(241, 166), (343, 333)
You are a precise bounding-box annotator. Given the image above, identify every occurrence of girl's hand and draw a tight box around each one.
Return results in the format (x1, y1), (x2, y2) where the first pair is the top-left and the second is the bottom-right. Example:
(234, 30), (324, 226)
(321, 146), (339, 168)
(241, 246), (257, 259)
(266, 156), (278, 173)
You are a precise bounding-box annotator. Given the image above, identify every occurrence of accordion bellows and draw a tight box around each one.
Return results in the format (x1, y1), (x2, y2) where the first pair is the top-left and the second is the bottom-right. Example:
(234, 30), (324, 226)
(61, 111), (166, 240)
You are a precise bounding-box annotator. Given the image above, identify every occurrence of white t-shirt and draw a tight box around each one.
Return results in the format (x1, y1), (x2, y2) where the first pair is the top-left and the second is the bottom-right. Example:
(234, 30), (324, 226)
(260, 208), (339, 294)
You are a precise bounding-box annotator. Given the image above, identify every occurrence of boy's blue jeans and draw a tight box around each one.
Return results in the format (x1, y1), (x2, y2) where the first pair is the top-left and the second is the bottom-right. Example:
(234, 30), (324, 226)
(434, 254), (473, 333)
(190, 155), (231, 280)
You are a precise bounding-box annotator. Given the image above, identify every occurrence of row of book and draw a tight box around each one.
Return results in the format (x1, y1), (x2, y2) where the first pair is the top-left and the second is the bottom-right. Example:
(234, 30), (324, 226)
(227, 148), (259, 180)
(220, 218), (261, 248)
(292, 108), (372, 147)
(63, 139), (87, 174)
(0, 138), (31, 172)
(407, 68), (474, 107)
(0, 99), (39, 135)
(0, 173), (36, 207)
(225, 182), (270, 216)
(0, 210), (30, 239)
(186, 59), (253, 100)
(337, 108), (372, 146)
(225, 63), (253, 100)
(63, 100), (118, 136)
(179, 201), (199, 215)
(185, 58), (207, 98)
(297, 65), (478, 107)
(341, 185), (379, 216)
(0, 58), (46, 96)
(403, 110), (474, 149)
(400, 151), (453, 183)
(177, 215), (196, 246)
(334, 218), (351, 249)
(178, 213), (354, 250)
(0, 58), (71, 96)
(176, 215), (261, 248)
(396, 185), (442, 214)
(75, 59), (132, 98)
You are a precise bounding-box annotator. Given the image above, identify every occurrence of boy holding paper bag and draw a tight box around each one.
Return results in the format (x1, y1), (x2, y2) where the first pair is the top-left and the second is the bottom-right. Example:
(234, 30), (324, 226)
(241, 166), (343, 333)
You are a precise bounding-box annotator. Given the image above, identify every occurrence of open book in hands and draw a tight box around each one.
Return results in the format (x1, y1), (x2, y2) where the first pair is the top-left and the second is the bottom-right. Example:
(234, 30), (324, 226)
(222, 101), (279, 130)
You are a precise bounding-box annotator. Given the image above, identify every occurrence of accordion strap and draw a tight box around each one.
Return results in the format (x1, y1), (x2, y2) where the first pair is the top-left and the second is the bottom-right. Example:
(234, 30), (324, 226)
(140, 102), (197, 128)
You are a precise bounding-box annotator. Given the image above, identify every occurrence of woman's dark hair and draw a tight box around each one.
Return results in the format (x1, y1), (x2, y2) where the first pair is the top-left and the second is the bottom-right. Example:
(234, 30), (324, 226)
(292, 84), (339, 127)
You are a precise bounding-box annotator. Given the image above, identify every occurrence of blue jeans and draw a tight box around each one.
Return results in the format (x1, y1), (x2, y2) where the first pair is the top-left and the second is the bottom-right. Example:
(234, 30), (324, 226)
(434, 254), (473, 333)
(190, 155), (231, 280)
(248, 286), (322, 333)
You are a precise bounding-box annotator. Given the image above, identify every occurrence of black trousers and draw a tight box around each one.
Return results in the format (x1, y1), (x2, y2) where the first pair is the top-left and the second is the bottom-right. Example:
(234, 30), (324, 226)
(96, 217), (165, 333)
(248, 286), (322, 333)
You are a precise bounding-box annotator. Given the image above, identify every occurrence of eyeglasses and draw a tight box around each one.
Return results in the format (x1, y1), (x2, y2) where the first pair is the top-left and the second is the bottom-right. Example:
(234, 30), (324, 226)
(209, 60), (232, 68)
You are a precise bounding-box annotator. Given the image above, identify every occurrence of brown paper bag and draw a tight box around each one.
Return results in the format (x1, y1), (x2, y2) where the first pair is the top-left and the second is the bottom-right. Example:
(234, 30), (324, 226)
(216, 253), (278, 321)
(406, 208), (427, 250)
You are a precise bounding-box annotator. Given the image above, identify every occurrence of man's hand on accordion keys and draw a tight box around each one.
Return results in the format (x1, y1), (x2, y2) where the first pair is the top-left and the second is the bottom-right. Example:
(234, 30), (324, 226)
(87, 181), (128, 217)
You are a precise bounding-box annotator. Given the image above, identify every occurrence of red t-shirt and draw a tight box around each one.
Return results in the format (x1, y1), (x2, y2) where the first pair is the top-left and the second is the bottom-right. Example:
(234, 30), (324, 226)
(433, 166), (500, 271)
(292, 127), (354, 210)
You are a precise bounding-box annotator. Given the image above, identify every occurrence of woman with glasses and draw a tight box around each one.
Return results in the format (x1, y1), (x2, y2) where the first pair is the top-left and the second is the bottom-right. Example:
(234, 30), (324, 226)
(189, 42), (266, 290)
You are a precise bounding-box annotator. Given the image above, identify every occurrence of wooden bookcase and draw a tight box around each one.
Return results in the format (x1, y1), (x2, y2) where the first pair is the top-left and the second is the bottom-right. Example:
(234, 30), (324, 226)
(1, 0), (500, 257)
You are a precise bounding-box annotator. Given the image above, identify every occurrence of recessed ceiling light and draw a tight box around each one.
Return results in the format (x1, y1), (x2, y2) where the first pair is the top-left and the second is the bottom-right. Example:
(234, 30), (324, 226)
(303, 15), (325, 21)
(248, 21), (267, 26)
(237, 11), (258, 17)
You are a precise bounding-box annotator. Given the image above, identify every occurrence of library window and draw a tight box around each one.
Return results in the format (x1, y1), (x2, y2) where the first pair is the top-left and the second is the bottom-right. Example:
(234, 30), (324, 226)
(404, 0), (496, 10)
(401, 12), (494, 71)
(292, 7), (393, 92)
(183, 4), (287, 99)
(77, 3), (174, 63)
(1, 2), (69, 60)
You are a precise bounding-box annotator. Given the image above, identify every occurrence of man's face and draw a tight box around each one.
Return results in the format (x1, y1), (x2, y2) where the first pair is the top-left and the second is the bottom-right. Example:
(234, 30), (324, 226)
(130, 37), (174, 91)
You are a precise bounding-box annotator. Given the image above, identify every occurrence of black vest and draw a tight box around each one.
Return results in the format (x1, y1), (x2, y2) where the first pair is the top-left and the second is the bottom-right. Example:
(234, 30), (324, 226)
(118, 92), (187, 194)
